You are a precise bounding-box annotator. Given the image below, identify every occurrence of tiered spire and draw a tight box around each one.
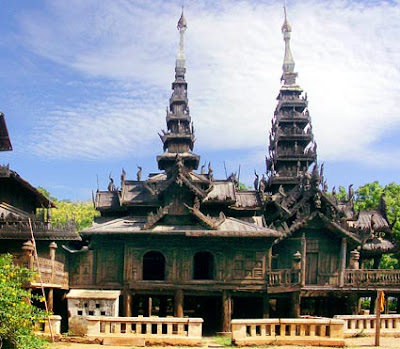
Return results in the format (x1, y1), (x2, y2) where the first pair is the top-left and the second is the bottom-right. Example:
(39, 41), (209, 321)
(157, 9), (200, 174)
(266, 5), (317, 193)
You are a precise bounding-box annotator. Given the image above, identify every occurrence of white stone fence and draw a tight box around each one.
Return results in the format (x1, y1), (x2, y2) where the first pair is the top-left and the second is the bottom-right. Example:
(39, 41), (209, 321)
(84, 316), (203, 346)
(334, 315), (400, 337)
(35, 315), (62, 336)
(231, 318), (345, 347)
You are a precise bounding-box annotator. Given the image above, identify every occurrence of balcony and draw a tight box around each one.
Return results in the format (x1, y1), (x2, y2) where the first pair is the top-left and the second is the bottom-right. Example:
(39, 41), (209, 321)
(267, 269), (400, 290)
(13, 254), (69, 289)
(344, 269), (400, 288)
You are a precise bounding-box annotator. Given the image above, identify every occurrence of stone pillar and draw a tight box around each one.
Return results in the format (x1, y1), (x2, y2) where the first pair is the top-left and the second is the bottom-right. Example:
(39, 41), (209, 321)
(291, 292), (301, 318)
(263, 293), (270, 318)
(349, 250), (360, 270)
(174, 289), (184, 318)
(21, 240), (34, 270)
(221, 291), (232, 333)
(301, 234), (306, 287)
(339, 238), (347, 287)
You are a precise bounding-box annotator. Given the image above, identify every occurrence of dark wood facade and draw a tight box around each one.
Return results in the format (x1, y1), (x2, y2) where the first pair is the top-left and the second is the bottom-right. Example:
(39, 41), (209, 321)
(1, 9), (399, 335)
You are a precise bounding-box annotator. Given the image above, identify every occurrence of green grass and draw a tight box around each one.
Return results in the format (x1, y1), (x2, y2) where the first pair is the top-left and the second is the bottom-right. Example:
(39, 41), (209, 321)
(212, 335), (233, 347)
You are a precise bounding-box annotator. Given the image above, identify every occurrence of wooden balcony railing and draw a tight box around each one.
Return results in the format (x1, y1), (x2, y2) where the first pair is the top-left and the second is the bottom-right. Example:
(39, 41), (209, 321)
(13, 254), (69, 289)
(267, 269), (300, 287)
(344, 269), (400, 287)
(268, 269), (400, 289)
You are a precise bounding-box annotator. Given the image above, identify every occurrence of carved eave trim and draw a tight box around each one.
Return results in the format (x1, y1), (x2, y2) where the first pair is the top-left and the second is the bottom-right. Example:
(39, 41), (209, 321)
(179, 174), (208, 199)
(184, 204), (222, 230)
(141, 204), (171, 230)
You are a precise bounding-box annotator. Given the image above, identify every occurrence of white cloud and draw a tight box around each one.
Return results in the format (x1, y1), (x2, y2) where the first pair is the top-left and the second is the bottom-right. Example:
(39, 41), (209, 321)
(16, 0), (400, 167)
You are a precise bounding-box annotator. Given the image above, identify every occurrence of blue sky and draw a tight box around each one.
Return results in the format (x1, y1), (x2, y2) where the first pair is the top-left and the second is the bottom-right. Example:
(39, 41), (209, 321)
(0, 0), (399, 201)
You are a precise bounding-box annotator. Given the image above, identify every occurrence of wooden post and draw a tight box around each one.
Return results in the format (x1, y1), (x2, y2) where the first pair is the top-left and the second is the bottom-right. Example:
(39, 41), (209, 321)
(47, 288), (54, 312)
(375, 290), (383, 347)
(301, 234), (306, 287)
(221, 291), (232, 332)
(174, 289), (184, 318)
(148, 297), (153, 317)
(124, 290), (132, 317)
(291, 292), (301, 318)
(339, 238), (347, 287)
(263, 293), (270, 318)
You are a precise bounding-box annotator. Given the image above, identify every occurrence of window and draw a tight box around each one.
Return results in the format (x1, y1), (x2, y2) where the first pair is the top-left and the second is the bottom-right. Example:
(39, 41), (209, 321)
(143, 251), (166, 280)
(193, 251), (214, 280)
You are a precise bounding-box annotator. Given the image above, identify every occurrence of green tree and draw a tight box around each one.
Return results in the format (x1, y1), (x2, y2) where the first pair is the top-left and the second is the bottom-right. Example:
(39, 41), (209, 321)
(354, 181), (400, 269)
(36, 187), (98, 231)
(0, 254), (47, 349)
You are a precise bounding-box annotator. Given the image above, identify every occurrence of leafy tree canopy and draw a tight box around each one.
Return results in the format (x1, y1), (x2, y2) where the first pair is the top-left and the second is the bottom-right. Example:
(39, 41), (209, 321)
(36, 187), (98, 231)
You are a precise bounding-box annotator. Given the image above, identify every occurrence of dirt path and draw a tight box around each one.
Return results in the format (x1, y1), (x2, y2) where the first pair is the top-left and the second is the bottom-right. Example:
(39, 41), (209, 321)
(50, 336), (400, 348)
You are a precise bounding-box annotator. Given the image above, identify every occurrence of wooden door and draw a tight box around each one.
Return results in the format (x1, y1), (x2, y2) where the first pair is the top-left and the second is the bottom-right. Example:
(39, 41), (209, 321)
(306, 253), (318, 284)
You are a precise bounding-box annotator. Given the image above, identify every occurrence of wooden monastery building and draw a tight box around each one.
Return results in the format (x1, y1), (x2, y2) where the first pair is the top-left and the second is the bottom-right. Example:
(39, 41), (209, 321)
(1, 8), (399, 335)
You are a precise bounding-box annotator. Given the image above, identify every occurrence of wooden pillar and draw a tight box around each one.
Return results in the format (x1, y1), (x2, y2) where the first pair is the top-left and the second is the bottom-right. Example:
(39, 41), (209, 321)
(221, 291), (232, 333)
(267, 248), (272, 270)
(174, 289), (184, 318)
(148, 297), (153, 317)
(349, 293), (359, 315)
(397, 295), (400, 314)
(370, 295), (377, 314)
(47, 288), (54, 312)
(373, 256), (382, 269)
(263, 293), (270, 318)
(291, 292), (301, 318)
(124, 290), (132, 317)
(339, 238), (347, 287)
(301, 234), (306, 287)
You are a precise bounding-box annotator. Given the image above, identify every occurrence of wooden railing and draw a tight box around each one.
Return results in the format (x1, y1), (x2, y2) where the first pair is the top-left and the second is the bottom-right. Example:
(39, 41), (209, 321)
(344, 270), (400, 287)
(334, 315), (400, 337)
(231, 318), (345, 347)
(84, 316), (203, 346)
(267, 269), (400, 288)
(267, 269), (300, 287)
(13, 255), (69, 289)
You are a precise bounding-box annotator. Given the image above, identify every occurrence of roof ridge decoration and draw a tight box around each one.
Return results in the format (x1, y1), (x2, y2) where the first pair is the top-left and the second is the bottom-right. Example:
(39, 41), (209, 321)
(142, 204), (172, 230)
(184, 203), (224, 230)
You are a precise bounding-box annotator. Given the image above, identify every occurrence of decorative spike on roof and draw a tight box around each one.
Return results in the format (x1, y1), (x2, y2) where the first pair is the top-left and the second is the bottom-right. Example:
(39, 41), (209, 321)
(281, 3), (297, 85)
(176, 7), (187, 67)
(265, 3), (317, 194)
(157, 9), (200, 173)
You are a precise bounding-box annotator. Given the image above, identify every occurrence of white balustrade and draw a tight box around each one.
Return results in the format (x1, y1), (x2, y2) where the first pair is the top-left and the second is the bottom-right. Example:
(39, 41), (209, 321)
(231, 318), (345, 347)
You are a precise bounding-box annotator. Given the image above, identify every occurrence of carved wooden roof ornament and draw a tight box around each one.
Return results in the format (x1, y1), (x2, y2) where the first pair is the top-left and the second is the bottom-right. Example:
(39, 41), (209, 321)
(0, 112), (12, 152)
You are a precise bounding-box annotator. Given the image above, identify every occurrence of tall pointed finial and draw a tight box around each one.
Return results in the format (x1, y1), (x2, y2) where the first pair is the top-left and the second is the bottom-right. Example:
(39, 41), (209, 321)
(281, 1), (297, 85)
(176, 6), (187, 67)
